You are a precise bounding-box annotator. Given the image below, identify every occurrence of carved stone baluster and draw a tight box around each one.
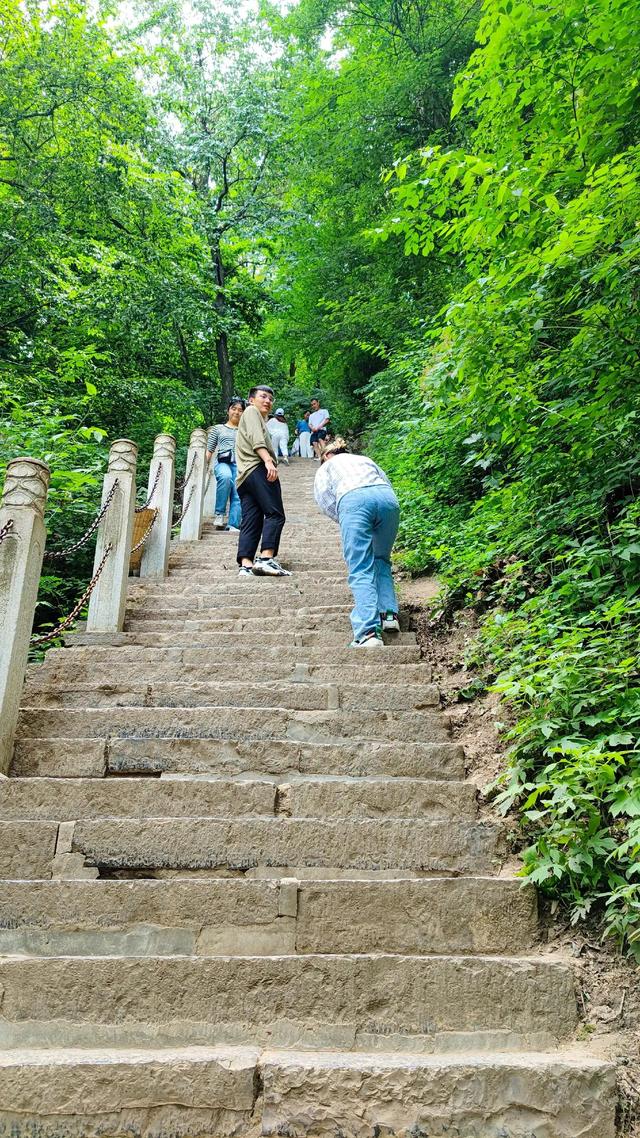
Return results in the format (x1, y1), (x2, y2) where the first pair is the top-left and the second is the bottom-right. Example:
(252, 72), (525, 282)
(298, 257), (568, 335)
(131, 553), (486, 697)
(140, 434), (176, 579)
(87, 439), (138, 633)
(179, 428), (207, 542)
(0, 458), (50, 774)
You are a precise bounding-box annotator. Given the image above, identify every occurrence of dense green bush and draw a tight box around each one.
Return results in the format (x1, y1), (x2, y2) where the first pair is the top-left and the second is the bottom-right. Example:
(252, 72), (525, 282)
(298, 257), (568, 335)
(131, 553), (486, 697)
(367, 0), (640, 951)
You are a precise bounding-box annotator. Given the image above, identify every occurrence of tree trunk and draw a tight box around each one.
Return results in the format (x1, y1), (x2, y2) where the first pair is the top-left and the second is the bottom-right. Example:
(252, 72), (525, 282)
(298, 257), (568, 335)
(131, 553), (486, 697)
(216, 331), (234, 406)
(174, 322), (193, 386)
(212, 244), (234, 405)
(289, 358), (296, 378)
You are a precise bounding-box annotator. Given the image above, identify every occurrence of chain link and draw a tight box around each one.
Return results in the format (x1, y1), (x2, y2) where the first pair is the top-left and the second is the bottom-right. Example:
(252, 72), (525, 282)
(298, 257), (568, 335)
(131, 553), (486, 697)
(203, 463), (213, 495)
(135, 463), (163, 513)
(130, 508), (158, 554)
(175, 452), (196, 491)
(31, 543), (113, 645)
(0, 519), (14, 546)
(171, 484), (195, 529)
(45, 479), (120, 561)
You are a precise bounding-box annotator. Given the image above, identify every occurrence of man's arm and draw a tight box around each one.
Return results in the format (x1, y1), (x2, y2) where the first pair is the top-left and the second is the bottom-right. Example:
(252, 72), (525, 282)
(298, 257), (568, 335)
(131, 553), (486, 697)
(256, 445), (278, 482)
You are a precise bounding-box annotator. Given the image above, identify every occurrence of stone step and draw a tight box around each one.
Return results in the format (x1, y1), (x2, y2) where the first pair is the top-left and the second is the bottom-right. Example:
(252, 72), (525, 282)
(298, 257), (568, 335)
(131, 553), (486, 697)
(32, 647), (432, 686)
(64, 629), (419, 650)
(0, 953), (577, 1050)
(21, 678), (439, 712)
(0, 775), (476, 822)
(70, 815), (501, 875)
(0, 1045), (613, 1138)
(16, 706), (449, 744)
(12, 737), (465, 780)
(130, 592), (355, 608)
(122, 615), (407, 636)
(0, 877), (536, 956)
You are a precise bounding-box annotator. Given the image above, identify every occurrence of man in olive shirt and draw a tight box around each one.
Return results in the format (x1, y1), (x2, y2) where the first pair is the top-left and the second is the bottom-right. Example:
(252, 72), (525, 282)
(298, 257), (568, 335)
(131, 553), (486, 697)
(236, 385), (291, 577)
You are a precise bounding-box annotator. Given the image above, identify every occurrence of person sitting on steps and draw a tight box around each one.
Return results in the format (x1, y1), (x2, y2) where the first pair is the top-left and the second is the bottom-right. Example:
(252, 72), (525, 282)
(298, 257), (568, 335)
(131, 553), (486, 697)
(206, 397), (245, 531)
(314, 437), (400, 647)
(235, 385), (291, 578)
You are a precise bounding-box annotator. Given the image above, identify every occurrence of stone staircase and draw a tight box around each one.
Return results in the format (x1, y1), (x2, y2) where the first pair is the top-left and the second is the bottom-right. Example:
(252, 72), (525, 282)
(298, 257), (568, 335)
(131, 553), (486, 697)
(0, 463), (616, 1136)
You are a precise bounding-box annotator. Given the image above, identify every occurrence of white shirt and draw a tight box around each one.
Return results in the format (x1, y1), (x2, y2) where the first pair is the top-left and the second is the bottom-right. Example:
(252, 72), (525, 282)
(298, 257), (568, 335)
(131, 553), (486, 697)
(267, 417), (289, 439)
(314, 452), (395, 523)
(309, 408), (329, 431)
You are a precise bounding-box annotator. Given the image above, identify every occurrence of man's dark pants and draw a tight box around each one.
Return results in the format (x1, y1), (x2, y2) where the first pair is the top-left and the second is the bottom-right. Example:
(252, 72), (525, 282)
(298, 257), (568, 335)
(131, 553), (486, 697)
(237, 465), (286, 564)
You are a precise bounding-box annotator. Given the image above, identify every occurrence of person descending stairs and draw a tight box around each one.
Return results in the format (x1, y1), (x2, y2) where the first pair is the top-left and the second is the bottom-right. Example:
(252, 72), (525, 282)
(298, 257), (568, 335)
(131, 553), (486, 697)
(0, 462), (616, 1136)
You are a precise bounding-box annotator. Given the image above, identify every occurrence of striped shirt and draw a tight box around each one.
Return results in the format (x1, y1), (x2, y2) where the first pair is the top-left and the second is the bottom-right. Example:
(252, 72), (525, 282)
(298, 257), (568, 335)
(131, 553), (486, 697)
(207, 424), (238, 459)
(314, 453), (395, 523)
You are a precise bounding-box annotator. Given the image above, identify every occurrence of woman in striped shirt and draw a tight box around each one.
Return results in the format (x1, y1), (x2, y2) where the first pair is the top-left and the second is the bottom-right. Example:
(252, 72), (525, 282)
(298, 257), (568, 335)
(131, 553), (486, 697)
(206, 397), (245, 530)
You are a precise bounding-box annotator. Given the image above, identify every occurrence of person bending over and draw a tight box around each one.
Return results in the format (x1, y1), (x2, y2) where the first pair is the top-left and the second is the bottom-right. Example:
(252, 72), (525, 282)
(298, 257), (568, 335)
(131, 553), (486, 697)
(314, 438), (400, 647)
(236, 385), (291, 578)
(206, 397), (244, 531)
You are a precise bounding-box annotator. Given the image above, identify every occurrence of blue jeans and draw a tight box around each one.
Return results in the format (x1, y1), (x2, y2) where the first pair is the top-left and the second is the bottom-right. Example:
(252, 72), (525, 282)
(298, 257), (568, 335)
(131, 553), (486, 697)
(214, 461), (241, 528)
(338, 485), (400, 640)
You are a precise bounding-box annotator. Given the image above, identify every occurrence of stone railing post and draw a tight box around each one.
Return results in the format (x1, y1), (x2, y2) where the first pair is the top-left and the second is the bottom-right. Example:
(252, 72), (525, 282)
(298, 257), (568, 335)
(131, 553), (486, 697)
(179, 428), (207, 542)
(0, 458), (50, 774)
(203, 448), (216, 519)
(140, 433), (176, 579)
(87, 439), (137, 633)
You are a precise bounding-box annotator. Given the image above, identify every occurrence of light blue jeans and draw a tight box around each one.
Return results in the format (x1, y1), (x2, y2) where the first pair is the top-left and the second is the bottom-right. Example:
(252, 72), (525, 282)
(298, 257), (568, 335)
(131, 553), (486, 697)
(338, 485), (400, 640)
(214, 461), (241, 529)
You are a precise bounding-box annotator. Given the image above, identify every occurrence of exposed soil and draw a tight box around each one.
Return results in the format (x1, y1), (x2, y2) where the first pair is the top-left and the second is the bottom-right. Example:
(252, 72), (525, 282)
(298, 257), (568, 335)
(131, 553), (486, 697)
(400, 578), (640, 1137)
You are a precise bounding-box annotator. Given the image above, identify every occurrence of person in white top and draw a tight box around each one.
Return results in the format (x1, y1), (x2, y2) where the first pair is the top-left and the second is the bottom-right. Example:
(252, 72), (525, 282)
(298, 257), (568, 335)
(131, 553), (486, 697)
(267, 408), (290, 465)
(314, 437), (401, 648)
(308, 398), (330, 459)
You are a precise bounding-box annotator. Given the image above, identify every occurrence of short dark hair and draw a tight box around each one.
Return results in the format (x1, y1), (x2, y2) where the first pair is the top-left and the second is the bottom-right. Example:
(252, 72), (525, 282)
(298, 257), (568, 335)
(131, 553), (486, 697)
(228, 396), (245, 410)
(248, 385), (274, 399)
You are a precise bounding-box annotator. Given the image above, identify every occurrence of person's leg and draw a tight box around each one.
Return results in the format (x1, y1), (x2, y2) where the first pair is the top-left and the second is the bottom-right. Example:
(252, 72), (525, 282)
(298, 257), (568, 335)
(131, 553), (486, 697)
(338, 490), (380, 641)
(300, 434), (311, 458)
(237, 477), (263, 566)
(372, 490), (400, 617)
(227, 463), (242, 529)
(214, 462), (232, 524)
(245, 465), (286, 557)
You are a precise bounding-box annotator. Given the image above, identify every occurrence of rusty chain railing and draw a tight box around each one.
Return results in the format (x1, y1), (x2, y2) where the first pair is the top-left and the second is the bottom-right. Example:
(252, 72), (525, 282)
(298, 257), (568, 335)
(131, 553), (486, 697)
(175, 452), (196, 492)
(135, 462), (162, 513)
(44, 479), (120, 561)
(0, 519), (13, 546)
(130, 508), (158, 553)
(171, 484), (195, 530)
(31, 543), (113, 645)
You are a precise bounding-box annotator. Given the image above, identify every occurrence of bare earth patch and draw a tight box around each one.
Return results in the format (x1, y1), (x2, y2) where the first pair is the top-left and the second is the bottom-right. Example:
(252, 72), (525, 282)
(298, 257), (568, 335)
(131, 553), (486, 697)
(401, 579), (640, 1137)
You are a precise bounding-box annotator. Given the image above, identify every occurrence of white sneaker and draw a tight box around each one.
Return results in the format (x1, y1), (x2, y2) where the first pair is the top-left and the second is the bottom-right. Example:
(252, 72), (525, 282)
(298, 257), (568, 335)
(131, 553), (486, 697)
(214, 514), (226, 529)
(238, 566), (253, 578)
(349, 628), (384, 648)
(380, 610), (400, 632)
(252, 557), (292, 577)
(228, 525), (240, 532)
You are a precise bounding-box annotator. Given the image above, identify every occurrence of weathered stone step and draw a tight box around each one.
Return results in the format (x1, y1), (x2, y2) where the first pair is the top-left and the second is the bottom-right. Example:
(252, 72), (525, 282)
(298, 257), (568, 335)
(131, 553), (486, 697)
(0, 775), (475, 821)
(13, 736), (464, 780)
(21, 678), (439, 712)
(70, 815), (500, 875)
(0, 876), (536, 957)
(16, 706), (449, 744)
(127, 604), (393, 625)
(0, 953), (576, 1050)
(64, 629), (418, 649)
(124, 591), (353, 609)
(0, 1045), (613, 1138)
(32, 646), (431, 686)
(122, 614), (403, 636)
